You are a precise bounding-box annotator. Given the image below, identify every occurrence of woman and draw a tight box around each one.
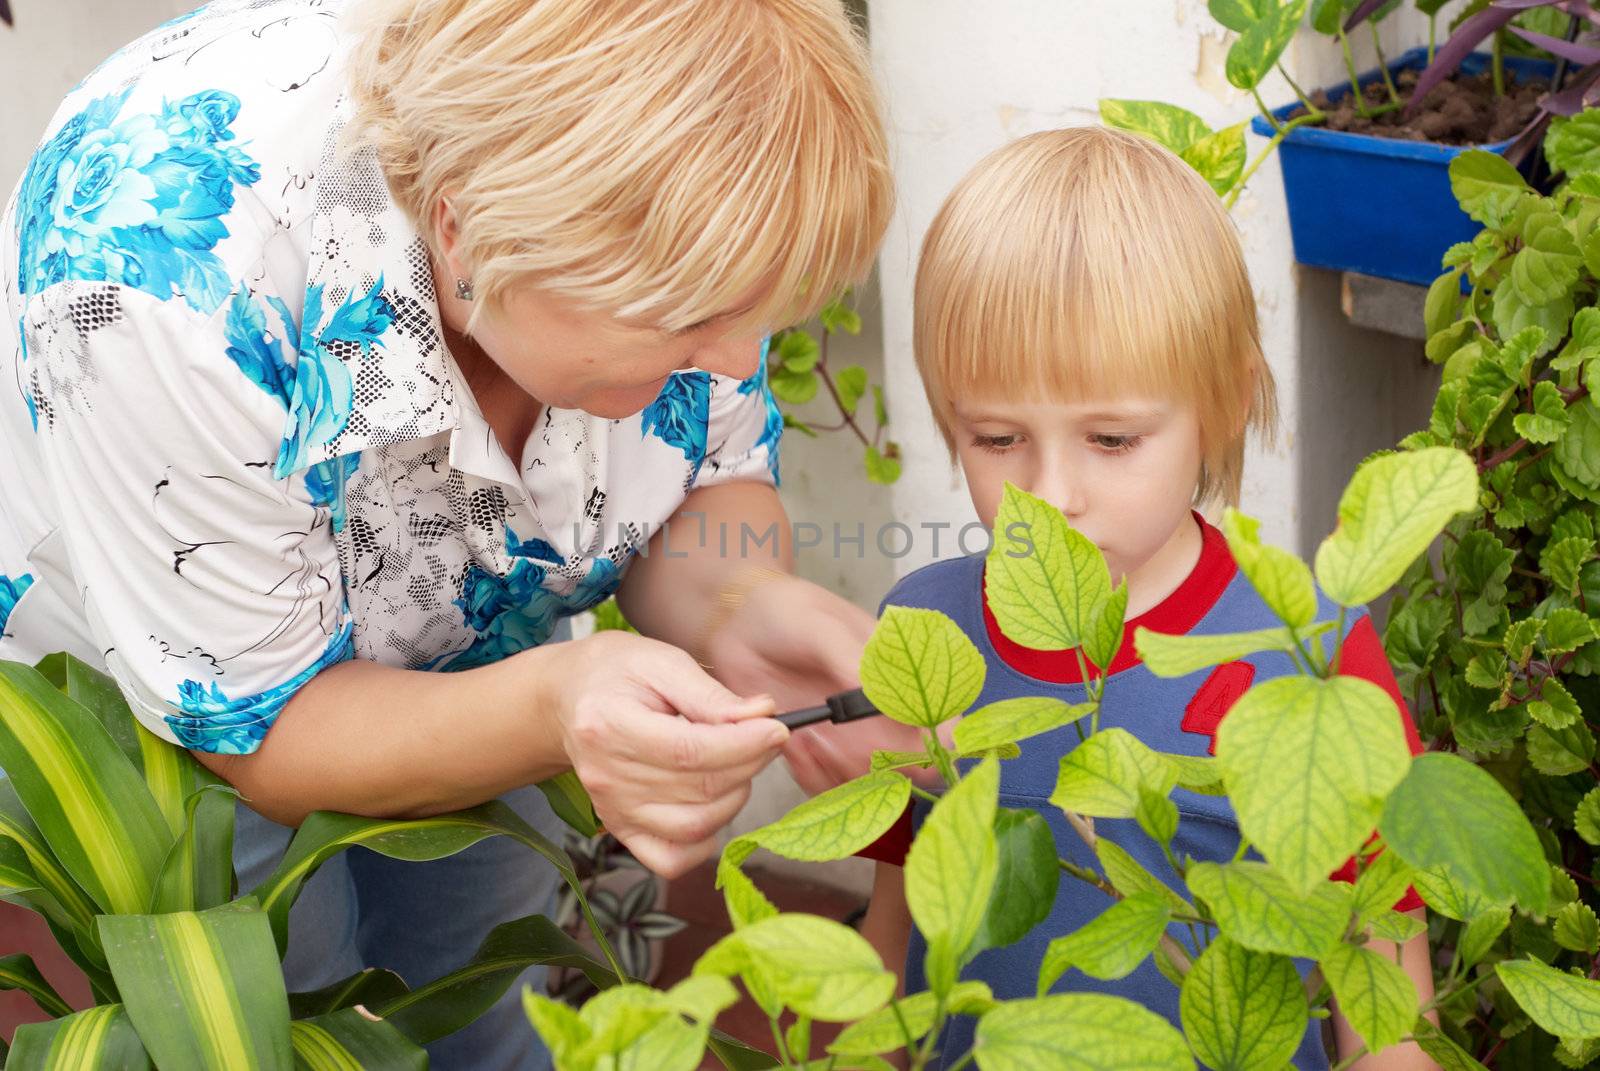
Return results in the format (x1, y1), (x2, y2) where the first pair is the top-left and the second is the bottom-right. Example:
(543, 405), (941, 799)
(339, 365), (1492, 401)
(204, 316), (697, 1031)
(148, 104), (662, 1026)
(0, 0), (891, 1065)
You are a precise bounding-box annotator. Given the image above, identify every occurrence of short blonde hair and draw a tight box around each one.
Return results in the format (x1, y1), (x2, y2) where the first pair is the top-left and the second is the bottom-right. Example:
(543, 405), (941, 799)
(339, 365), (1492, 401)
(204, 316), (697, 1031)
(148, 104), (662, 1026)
(913, 126), (1276, 506)
(345, 0), (892, 330)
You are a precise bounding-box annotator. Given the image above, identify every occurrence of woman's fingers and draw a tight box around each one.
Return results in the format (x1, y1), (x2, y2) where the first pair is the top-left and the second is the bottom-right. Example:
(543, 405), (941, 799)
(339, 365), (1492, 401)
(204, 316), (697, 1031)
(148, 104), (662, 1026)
(645, 642), (777, 726)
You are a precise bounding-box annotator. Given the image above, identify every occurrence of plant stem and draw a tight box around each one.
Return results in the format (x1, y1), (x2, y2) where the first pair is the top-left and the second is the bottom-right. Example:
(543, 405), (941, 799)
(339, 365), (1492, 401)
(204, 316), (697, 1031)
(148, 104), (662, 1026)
(1493, 29), (1506, 98)
(1370, 22), (1401, 105)
(1252, 86), (1283, 132)
(1276, 63), (1323, 118)
(944, 1054), (978, 1071)
(1331, 606), (1349, 675)
(1224, 113), (1324, 209)
(1428, 13), (1437, 65)
(1338, 28), (1373, 118)
(768, 1015), (793, 1068)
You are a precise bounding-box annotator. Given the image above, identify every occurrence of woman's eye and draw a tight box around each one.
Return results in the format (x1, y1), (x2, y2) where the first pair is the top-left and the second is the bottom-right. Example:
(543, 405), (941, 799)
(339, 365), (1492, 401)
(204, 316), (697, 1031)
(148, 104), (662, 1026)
(1090, 434), (1141, 454)
(972, 434), (1020, 454)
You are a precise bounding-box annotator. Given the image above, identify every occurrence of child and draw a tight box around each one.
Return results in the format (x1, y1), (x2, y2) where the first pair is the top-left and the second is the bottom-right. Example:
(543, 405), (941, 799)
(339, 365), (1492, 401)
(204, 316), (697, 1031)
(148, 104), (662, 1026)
(852, 128), (1436, 1070)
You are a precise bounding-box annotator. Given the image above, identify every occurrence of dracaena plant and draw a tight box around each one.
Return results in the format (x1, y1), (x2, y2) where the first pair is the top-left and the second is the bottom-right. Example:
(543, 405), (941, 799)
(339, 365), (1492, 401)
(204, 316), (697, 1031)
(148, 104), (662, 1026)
(1379, 110), (1600, 1066)
(524, 444), (1597, 1071)
(0, 654), (787, 1070)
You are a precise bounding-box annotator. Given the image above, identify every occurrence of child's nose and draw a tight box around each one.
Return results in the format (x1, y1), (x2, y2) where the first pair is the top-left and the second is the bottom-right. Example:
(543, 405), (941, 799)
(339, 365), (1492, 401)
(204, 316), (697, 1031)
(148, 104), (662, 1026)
(1035, 464), (1087, 522)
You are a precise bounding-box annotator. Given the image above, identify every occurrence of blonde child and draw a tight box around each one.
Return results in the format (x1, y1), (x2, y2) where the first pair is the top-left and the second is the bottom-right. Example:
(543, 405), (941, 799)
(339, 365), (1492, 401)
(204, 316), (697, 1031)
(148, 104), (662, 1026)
(845, 128), (1436, 1070)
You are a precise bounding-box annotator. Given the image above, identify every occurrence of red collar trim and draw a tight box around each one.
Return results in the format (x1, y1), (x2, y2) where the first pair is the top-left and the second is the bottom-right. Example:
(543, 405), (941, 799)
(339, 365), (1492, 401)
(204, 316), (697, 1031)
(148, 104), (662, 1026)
(981, 512), (1237, 684)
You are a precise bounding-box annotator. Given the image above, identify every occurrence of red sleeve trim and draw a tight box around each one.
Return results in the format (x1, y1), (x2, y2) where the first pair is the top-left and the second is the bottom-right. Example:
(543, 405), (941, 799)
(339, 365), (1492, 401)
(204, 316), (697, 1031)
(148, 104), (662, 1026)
(855, 803), (913, 866)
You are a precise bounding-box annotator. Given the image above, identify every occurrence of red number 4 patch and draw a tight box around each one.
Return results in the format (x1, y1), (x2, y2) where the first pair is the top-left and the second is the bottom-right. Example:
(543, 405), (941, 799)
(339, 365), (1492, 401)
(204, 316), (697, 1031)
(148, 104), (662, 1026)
(1179, 661), (1256, 754)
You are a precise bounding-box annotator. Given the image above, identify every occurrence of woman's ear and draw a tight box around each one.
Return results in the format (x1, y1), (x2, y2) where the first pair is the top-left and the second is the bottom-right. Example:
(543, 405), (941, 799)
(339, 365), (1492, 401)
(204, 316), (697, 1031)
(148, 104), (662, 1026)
(432, 196), (464, 279)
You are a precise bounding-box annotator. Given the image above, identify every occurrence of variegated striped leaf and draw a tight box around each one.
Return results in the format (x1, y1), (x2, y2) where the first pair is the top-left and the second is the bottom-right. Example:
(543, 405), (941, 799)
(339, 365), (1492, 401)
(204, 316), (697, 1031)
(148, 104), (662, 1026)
(99, 899), (292, 1071)
(0, 662), (171, 915)
(7, 1004), (151, 1069)
(0, 952), (73, 1018)
(288, 969), (410, 1020)
(289, 1008), (426, 1071)
(0, 778), (107, 978)
(151, 784), (238, 913)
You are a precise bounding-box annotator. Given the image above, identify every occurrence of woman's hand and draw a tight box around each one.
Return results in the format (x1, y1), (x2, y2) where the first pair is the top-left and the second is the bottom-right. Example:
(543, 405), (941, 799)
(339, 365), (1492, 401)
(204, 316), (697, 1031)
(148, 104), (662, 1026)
(700, 573), (929, 795)
(549, 630), (789, 878)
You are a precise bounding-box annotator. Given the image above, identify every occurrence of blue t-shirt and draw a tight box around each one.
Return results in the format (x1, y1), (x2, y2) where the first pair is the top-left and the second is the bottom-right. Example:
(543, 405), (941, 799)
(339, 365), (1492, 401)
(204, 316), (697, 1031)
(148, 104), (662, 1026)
(882, 517), (1420, 1069)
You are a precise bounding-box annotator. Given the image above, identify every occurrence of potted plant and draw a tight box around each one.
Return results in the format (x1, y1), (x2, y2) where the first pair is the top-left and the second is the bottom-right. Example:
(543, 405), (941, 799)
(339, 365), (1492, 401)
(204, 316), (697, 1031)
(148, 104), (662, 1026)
(1103, 0), (1565, 285)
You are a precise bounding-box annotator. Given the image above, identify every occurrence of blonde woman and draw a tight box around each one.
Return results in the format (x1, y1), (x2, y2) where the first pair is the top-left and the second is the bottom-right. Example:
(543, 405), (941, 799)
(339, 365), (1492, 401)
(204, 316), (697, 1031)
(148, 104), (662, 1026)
(0, 0), (891, 1065)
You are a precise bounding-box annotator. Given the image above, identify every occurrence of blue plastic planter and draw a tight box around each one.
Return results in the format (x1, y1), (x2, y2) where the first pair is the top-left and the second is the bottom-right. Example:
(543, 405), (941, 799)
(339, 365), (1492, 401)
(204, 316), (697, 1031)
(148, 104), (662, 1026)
(1251, 48), (1553, 286)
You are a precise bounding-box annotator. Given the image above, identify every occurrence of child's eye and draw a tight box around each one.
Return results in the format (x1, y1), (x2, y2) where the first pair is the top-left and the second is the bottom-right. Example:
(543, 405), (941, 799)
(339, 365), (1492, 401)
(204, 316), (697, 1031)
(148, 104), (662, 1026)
(1090, 434), (1141, 454)
(971, 434), (1020, 454)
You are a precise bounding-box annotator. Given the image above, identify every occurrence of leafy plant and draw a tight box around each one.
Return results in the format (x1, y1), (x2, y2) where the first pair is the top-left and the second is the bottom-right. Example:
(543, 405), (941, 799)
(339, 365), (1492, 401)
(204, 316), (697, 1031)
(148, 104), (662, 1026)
(1383, 108), (1600, 1064)
(525, 444), (1593, 1071)
(0, 653), (639, 1070)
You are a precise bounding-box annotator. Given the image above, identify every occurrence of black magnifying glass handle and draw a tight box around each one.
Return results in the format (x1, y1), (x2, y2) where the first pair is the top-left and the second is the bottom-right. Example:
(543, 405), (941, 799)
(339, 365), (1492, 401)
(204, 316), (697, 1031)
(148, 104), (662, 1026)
(775, 687), (879, 729)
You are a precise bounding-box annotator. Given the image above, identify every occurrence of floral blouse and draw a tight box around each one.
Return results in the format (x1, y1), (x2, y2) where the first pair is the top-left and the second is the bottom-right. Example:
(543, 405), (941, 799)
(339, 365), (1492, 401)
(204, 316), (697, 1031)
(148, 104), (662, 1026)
(0, 0), (782, 755)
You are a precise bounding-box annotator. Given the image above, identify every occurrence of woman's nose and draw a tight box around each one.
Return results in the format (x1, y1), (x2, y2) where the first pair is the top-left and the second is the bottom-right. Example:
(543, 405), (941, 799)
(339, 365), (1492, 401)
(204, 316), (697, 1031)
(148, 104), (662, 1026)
(692, 335), (763, 381)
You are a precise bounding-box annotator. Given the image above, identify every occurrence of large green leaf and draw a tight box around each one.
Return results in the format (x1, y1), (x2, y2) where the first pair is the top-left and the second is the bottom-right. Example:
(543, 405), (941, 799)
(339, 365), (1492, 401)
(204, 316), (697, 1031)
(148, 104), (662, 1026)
(1320, 942), (1419, 1054)
(0, 662), (171, 915)
(1313, 448), (1479, 608)
(252, 800), (582, 956)
(534, 771), (601, 838)
(905, 757), (999, 996)
(726, 770), (910, 863)
(1378, 752), (1549, 914)
(985, 482), (1111, 651)
(150, 783), (237, 913)
(694, 914), (895, 1022)
(1210, 0), (1278, 32)
(288, 1009), (426, 1071)
(1037, 891), (1170, 991)
(375, 914), (615, 1045)
(1051, 728), (1177, 819)
(1095, 838), (1194, 915)
(6, 1004), (151, 1070)
(952, 697), (1092, 753)
(860, 607), (985, 728)
(1098, 99), (1210, 153)
(1226, 0), (1307, 91)
(828, 982), (994, 1058)
(0, 952), (73, 1018)
(1511, 223), (1583, 307)
(1496, 957), (1600, 1039)
(1135, 622), (1333, 678)
(288, 969), (410, 1021)
(1216, 675), (1412, 892)
(971, 992), (1191, 1070)
(1181, 122), (1249, 197)
(0, 781), (108, 983)
(1449, 151), (1532, 228)
(1187, 861), (1351, 958)
(1546, 110), (1600, 177)
(1221, 510), (1318, 629)
(972, 809), (1059, 956)
(1180, 936), (1308, 1071)
(100, 899), (292, 1071)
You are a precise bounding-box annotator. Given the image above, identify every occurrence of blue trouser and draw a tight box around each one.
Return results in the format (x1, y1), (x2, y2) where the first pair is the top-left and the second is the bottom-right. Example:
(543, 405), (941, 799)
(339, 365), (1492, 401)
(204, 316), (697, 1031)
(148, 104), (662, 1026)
(233, 781), (565, 1070)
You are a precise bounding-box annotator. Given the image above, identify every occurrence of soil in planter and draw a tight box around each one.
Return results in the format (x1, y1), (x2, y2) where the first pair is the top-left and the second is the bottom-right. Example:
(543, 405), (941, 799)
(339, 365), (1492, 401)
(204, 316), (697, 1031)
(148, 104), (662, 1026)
(1287, 66), (1547, 145)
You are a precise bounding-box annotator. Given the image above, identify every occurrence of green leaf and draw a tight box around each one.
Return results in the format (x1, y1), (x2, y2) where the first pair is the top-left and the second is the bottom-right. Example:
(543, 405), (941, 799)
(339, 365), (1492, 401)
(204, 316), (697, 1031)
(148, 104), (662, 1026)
(861, 607), (985, 728)
(1546, 110), (1600, 176)
(521, 990), (589, 1067)
(1528, 678), (1582, 731)
(1218, 675), (1412, 892)
(1134, 622), (1333, 678)
(819, 296), (862, 336)
(289, 1009), (426, 1071)
(100, 899), (292, 1071)
(872, 385), (889, 427)
(1321, 941), (1420, 1054)
(1512, 223), (1584, 307)
(1558, 398), (1600, 488)
(150, 783), (237, 913)
(1492, 286), (1573, 354)
(536, 771), (601, 838)
(288, 969), (410, 1021)
(1384, 597), (1451, 674)
(695, 914), (895, 1022)
(973, 809), (1059, 955)
(716, 859), (778, 930)
(1136, 787), (1179, 848)
(829, 983), (993, 1057)
(1313, 447), (1479, 608)
(1221, 509), (1319, 628)
(1540, 608), (1595, 654)
(1450, 150), (1532, 228)
(1496, 957), (1600, 1039)
(1351, 850), (1415, 927)
(1312, 0), (1350, 33)
(1378, 752), (1549, 914)
(770, 364), (819, 405)
(735, 770), (911, 863)
(985, 482), (1111, 650)
(1555, 901), (1600, 954)
(1165, 752), (1226, 794)
(1513, 381), (1573, 445)
(1425, 271), (1464, 339)
(1098, 99), (1210, 154)
(863, 443), (901, 485)
(1411, 1020), (1490, 1071)
(1181, 122), (1248, 197)
(1575, 785), (1600, 845)
(0, 953), (73, 1018)
(1366, 910), (1428, 944)
(1084, 582), (1129, 674)
(905, 758), (999, 995)
(953, 696), (1092, 753)
(1095, 837), (1195, 915)
(1037, 891), (1170, 991)
(1187, 862), (1352, 958)
(1528, 720), (1596, 776)
(1180, 936), (1308, 1071)
(776, 331), (820, 373)
(1225, 0), (1307, 90)
(0, 663), (171, 916)
(1210, 0), (1279, 32)
(1459, 906), (1511, 969)
(0, 780), (103, 969)
(1411, 864), (1499, 921)
(834, 365), (867, 415)
(971, 992), (1191, 1070)
(1050, 728), (1178, 819)
(8, 1004), (151, 1070)
(1543, 536), (1594, 597)
(377, 914), (617, 1045)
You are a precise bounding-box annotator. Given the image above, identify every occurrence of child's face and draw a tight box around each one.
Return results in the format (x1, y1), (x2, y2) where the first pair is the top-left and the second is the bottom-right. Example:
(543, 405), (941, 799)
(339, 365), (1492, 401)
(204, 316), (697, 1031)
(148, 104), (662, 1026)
(953, 393), (1205, 587)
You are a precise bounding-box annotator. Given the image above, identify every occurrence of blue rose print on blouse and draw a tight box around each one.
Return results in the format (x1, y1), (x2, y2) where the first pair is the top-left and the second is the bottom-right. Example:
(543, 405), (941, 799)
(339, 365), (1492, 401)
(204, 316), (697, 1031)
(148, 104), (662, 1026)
(15, 88), (260, 314)
(221, 289), (369, 531)
(440, 529), (625, 672)
(0, 574), (34, 635)
(737, 336), (783, 485)
(167, 620), (355, 754)
(276, 279), (394, 478)
(641, 371), (711, 471)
